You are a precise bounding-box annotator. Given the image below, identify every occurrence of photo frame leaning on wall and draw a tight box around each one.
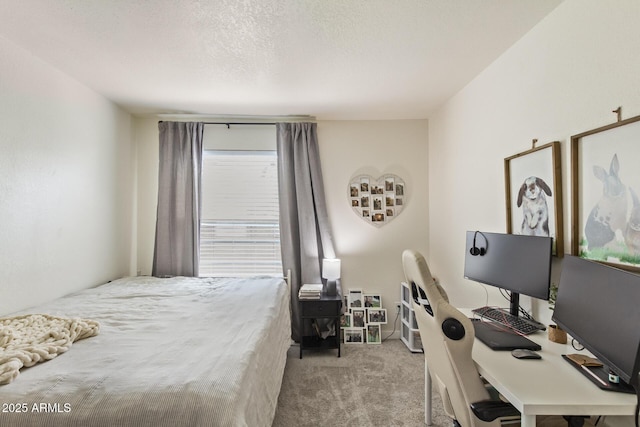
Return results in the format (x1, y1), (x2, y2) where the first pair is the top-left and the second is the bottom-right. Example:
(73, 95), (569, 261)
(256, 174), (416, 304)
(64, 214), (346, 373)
(504, 141), (563, 256)
(571, 115), (640, 270)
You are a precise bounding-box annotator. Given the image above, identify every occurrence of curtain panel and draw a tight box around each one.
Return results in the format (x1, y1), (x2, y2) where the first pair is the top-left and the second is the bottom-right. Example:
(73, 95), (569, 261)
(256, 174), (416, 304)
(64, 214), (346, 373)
(277, 122), (337, 342)
(152, 121), (204, 277)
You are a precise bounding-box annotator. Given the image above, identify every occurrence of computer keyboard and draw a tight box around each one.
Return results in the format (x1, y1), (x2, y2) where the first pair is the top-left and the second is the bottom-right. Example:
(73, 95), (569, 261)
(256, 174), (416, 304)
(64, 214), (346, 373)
(472, 306), (545, 335)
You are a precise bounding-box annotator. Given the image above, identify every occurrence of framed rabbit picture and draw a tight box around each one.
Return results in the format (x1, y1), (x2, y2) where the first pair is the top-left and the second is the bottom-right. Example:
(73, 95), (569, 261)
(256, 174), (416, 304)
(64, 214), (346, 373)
(571, 114), (640, 270)
(504, 141), (563, 257)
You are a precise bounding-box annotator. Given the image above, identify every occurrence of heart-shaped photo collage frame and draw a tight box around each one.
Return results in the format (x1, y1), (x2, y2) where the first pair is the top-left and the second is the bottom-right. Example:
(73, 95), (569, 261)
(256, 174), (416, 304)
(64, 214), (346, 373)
(348, 174), (406, 227)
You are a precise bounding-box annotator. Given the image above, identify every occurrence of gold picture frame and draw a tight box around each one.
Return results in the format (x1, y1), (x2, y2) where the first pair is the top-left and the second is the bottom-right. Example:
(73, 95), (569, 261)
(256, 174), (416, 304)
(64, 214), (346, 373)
(504, 141), (563, 256)
(571, 114), (640, 270)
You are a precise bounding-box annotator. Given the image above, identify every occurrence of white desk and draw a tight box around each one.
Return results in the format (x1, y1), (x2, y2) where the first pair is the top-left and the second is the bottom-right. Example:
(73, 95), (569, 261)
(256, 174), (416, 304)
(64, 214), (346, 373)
(424, 320), (637, 427)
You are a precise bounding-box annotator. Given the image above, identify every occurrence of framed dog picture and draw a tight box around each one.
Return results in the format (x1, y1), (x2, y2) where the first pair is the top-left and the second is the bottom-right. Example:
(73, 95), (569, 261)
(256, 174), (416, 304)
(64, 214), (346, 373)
(571, 115), (640, 270)
(504, 141), (563, 256)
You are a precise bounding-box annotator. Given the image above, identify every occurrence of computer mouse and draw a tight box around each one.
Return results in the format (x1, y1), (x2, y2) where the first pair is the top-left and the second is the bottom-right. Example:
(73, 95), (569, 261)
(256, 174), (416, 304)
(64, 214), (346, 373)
(511, 349), (542, 359)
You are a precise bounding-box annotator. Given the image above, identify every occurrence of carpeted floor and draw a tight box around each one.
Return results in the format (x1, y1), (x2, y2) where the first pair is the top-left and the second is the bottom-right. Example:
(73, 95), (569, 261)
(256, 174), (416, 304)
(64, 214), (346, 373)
(271, 339), (590, 427)
(272, 339), (451, 427)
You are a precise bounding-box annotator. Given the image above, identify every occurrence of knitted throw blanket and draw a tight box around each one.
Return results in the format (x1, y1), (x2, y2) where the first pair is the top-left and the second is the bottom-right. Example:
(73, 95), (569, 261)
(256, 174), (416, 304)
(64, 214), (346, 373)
(0, 314), (99, 385)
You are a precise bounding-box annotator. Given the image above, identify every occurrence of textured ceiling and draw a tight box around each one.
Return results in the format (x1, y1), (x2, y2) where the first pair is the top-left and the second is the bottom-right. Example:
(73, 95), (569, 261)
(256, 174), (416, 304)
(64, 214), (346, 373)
(0, 0), (562, 120)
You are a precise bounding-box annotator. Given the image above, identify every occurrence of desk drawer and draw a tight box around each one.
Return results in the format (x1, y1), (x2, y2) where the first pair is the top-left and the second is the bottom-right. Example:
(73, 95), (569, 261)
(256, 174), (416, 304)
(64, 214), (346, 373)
(301, 301), (339, 318)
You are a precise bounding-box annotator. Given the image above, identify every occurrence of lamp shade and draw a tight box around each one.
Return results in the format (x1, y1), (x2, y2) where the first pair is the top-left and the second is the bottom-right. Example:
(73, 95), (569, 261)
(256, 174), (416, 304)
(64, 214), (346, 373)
(322, 258), (341, 280)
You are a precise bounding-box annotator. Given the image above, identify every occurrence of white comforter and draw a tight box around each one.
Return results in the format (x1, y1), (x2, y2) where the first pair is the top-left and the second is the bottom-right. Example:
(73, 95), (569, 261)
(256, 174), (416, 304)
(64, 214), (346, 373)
(0, 276), (291, 427)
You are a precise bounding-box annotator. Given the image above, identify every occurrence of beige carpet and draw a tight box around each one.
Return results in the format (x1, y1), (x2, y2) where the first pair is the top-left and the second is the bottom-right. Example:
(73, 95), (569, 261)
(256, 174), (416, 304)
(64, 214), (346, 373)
(272, 339), (451, 427)
(272, 340), (585, 427)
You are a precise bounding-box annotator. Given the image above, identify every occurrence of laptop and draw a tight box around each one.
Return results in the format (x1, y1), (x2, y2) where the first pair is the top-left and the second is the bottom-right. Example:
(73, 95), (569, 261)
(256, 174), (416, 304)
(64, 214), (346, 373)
(473, 321), (541, 351)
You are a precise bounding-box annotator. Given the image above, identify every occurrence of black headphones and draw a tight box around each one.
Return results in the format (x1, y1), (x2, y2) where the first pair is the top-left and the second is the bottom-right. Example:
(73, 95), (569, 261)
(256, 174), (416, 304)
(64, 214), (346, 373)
(469, 231), (487, 256)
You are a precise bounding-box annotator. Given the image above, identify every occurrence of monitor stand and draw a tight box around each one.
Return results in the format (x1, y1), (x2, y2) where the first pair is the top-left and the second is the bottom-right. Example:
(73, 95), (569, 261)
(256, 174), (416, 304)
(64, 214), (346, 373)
(509, 292), (520, 317)
(562, 355), (635, 394)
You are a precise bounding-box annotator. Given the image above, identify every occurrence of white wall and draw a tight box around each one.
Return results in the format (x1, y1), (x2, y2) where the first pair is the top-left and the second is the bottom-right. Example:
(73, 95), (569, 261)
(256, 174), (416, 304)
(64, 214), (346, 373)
(134, 119), (429, 337)
(0, 35), (134, 315)
(318, 120), (429, 338)
(133, 117), (159, 275)
(428, 0), (640, 327)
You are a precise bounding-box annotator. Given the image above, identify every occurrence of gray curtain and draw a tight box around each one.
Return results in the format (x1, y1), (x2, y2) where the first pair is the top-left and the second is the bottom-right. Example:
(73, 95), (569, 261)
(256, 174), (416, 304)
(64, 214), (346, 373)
(277, 122), (337, 342)
(152, 121), (204, 277)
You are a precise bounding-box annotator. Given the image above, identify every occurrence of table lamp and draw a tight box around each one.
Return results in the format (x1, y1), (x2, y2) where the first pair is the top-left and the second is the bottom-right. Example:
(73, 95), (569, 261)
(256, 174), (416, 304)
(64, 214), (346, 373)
(322, 258), (341, 296)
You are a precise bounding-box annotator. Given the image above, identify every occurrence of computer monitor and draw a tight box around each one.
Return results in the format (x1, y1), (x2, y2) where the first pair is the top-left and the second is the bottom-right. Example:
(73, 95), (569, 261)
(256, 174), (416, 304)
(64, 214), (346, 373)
(552, 256), (640, 387)
(464, 231), (552, 316)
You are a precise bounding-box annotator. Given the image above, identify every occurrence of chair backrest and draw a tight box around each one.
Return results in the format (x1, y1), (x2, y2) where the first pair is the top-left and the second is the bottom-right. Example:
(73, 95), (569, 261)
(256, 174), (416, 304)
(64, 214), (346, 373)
(402, 249), (498, 427)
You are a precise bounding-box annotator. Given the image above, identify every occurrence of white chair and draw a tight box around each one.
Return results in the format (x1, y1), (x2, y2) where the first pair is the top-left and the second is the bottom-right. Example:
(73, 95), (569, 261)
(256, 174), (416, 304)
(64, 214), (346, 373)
(403, 249), (523, 427)
(402, 249), (592, 427)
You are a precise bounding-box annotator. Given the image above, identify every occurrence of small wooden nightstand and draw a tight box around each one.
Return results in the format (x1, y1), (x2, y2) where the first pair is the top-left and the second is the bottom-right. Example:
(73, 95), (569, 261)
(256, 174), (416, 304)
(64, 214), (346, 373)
(299, 293), (342, 359)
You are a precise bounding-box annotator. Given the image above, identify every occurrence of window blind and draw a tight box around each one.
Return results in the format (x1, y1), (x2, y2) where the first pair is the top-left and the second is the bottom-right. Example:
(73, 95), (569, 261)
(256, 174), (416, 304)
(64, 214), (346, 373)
(199, 150), (282, 277)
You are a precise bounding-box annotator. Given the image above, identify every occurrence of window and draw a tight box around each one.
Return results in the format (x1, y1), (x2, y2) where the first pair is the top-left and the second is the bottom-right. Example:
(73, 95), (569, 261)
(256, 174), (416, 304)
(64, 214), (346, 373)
(199, 125), (282, 277)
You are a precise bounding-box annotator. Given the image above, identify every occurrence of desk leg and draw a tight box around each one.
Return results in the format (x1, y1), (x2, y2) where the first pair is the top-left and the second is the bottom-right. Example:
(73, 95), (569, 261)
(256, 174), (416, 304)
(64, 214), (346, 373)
(522, 414), (536, 427)
(425, 361), (432, 425)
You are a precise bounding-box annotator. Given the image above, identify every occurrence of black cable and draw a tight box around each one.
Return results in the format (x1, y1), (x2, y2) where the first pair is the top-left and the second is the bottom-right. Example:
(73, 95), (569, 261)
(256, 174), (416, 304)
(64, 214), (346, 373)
(500, 288), (511, 302)
(571, 338), (585, 351)
(382, 305), (401, 342)
(499, 289), (535, 321)
(519, 306), (534, 321)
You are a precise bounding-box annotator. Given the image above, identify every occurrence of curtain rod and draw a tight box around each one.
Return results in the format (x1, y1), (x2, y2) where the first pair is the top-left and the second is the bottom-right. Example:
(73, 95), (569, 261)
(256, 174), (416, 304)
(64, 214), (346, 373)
(158, 121), (276, 128)
(204, 122), (276, 128)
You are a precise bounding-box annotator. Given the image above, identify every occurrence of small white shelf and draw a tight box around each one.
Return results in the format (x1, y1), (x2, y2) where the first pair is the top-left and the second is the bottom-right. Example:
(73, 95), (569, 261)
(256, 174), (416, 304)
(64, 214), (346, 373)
(400, 281), (422, 352)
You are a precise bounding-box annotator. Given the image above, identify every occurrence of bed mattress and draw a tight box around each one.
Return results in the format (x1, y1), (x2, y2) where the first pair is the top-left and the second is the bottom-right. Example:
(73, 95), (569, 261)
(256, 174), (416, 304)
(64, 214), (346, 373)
(0, 275), (290, 427)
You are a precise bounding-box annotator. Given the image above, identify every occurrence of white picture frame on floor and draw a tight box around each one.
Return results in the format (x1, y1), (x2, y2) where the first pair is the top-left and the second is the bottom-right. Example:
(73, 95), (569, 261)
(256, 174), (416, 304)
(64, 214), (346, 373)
(344, 328), (364, 344)
(340, 313), (352, 328)
(363, 294), (381, 308)
(367, 325), (381, 344)
(351, 309), (366, 328)
(367, 308), (387, 324)
(348, 289), (363, 308)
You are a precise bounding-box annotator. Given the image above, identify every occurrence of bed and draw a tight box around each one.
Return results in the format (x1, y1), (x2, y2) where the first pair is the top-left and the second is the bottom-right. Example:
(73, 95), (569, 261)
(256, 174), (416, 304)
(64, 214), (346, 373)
(0, 275), (291, 427)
